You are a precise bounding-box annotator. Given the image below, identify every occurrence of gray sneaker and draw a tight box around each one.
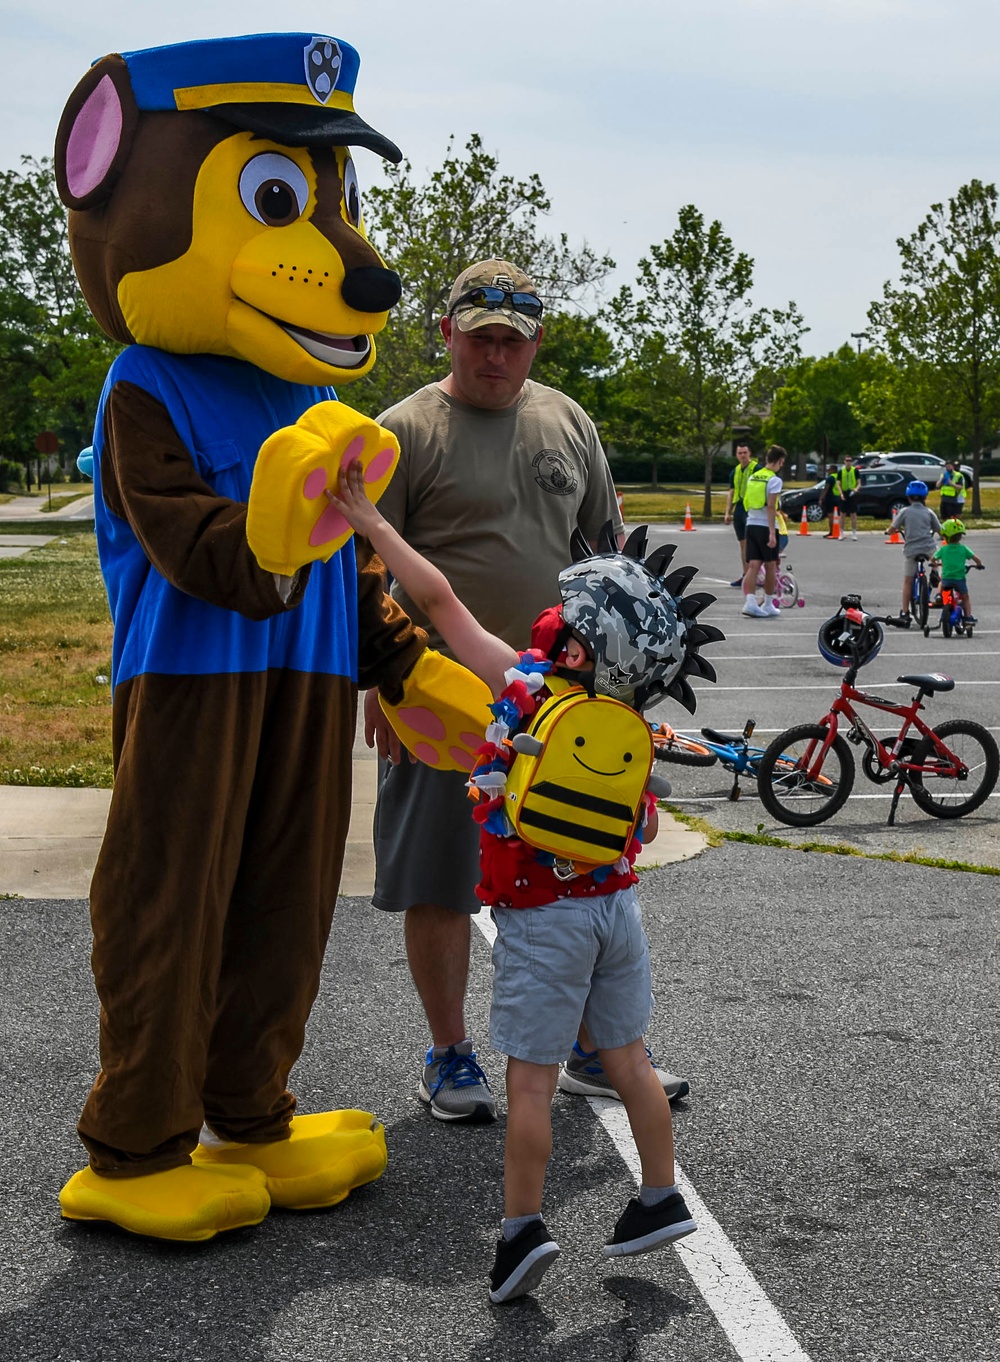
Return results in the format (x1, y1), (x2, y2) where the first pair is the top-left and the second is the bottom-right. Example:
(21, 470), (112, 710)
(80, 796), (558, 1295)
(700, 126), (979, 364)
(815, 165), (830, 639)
(419, 1040), (497, 1123)
(557, 1042), (690, 1102)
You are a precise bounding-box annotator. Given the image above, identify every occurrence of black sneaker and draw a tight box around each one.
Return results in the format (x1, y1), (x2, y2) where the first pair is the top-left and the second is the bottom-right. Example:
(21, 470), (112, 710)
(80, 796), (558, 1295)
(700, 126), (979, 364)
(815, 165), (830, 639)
(603, 1193), (697, 1258)
(489, 1220), (561, 1303)
(965, 615), (978, 625)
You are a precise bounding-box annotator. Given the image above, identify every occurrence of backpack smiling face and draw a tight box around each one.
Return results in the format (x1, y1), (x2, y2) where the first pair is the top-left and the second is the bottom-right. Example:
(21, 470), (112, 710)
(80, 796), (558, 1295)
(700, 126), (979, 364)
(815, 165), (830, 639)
(505, 691), (654, 868)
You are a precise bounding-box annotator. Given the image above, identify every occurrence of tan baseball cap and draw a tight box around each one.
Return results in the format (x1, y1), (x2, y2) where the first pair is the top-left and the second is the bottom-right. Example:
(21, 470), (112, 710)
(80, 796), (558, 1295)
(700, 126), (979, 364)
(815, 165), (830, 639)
(446, 259), (542, 340)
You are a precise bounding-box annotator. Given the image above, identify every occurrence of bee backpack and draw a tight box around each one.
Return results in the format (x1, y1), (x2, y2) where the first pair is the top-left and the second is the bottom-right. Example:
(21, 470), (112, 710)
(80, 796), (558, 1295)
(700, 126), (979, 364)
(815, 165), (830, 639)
(505, 685), (655, 870)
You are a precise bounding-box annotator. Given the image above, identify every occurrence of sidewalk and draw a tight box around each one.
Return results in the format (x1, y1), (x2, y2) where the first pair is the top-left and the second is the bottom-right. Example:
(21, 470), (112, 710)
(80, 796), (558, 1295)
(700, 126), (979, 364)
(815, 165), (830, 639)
(0, 492), (94, 520)
(0, 724), (706, 899)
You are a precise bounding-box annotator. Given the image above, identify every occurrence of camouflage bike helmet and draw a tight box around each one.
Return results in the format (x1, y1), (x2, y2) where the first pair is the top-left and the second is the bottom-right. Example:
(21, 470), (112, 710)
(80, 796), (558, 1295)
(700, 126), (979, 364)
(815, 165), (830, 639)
(555, 523), (725, 713)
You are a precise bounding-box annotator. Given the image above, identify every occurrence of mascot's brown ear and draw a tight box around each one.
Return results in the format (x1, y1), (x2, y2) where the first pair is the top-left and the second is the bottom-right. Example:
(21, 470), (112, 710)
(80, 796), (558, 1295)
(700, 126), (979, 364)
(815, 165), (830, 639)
(54, 55), (139, 210)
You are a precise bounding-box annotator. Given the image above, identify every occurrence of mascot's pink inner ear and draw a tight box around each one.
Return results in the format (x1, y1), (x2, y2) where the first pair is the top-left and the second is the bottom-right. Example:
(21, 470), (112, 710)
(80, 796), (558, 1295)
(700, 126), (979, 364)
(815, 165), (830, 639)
(65, 74), (123, 200)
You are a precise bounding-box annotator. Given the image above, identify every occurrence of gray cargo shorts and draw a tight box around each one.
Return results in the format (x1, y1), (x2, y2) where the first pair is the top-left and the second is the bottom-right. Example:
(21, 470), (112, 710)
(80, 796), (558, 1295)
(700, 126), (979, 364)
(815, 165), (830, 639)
(372, 756), (482, 914)
(489, 886), (652, 1065)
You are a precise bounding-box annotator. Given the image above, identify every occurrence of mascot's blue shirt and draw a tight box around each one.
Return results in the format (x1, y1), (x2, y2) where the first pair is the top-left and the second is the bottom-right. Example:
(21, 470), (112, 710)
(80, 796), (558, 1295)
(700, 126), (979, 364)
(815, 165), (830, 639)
(93, 347), (358, 686)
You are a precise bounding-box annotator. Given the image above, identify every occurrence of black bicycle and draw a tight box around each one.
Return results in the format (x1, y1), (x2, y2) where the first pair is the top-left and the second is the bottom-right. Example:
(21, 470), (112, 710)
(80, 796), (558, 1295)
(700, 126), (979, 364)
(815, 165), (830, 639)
(909, 554), (931, 629)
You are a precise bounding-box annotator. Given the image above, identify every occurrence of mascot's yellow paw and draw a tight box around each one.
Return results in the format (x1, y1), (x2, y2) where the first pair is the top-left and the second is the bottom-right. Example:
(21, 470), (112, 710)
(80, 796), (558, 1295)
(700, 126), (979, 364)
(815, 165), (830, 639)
(59, 1163), (270, 1242)
(382, 649), (494, 773)
(247, 400), (399, 576)
(192, 1110), (388, 1210)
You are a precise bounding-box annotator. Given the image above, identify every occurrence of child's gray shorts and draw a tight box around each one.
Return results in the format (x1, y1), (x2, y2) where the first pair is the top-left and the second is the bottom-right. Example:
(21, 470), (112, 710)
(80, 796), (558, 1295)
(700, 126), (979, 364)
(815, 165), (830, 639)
(489, 886), (652, 1065)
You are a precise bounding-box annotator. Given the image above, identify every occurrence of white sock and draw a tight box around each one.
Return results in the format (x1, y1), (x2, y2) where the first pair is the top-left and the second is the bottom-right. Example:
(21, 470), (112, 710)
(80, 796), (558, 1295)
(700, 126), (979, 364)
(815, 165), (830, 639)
(639, 1182), (679, 1206)
(502, 1212), (542, 1240)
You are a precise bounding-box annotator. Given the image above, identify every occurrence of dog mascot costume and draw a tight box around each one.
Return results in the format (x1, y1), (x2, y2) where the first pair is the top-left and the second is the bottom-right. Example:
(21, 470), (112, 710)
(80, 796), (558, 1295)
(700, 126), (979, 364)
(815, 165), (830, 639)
(53, 33), (485, 1242)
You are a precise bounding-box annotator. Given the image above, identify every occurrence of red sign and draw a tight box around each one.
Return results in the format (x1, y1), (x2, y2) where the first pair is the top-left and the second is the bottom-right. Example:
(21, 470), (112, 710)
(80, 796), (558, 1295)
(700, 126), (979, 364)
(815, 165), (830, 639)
(35, 431), (59, 455)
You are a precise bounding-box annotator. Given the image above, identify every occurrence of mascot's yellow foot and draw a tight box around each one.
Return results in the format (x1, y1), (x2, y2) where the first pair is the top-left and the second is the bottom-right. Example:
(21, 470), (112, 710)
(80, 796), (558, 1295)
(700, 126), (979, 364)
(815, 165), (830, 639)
(192, 1109), (388, 1210)
(59, 1163), (270, 1242)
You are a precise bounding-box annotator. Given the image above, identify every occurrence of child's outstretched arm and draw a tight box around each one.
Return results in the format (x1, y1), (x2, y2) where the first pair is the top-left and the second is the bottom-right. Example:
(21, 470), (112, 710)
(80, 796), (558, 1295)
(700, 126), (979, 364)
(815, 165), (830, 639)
(329, 461), (518, 695)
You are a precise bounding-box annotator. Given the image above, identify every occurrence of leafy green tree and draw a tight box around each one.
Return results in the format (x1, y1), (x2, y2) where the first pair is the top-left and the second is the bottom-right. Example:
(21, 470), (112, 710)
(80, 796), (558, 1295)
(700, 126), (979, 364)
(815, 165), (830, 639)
(352, 134), (614, 415)
(0, 156), (119, 482)
(765, 345), (881, 472)
(607, 205), (805, 515)
(868, 178), (1000, 514)
(601, 338), (690, 488)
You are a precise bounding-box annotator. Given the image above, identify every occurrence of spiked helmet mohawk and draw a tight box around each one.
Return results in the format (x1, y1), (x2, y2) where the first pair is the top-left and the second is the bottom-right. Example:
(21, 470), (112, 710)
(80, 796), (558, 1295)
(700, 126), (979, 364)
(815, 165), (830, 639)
(557, 522), (725, 713)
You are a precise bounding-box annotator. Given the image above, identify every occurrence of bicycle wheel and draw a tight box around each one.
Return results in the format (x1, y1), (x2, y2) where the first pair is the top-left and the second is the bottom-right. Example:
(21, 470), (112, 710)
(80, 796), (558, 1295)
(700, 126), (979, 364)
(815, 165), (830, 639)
(909, 719), (999, 818)
(653, 736), (719, 768)
(757, 724), (855, 826)
(914, 573), (930, 629)
(777, 571), (799, 609)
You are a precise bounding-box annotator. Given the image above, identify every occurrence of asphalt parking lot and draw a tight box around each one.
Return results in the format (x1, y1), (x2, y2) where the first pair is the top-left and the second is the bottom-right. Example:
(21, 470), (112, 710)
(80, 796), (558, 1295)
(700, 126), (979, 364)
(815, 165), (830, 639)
(641, 522), (1000, 868)
(1, 518), (997, 1362)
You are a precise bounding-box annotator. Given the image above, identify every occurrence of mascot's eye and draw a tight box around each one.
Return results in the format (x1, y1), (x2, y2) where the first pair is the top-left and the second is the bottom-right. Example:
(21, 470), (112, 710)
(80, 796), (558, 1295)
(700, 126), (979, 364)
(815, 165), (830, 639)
(342, 156), (362, 228)
(623, 752), (633, 762)
(239, 154), (310, 227)
(575, 736), (585, 748)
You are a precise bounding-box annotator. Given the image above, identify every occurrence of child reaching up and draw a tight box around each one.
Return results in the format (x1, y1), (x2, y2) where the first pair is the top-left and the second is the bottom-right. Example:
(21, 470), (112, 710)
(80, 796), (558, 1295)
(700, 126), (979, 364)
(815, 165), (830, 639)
(330, 461), (700, 1303)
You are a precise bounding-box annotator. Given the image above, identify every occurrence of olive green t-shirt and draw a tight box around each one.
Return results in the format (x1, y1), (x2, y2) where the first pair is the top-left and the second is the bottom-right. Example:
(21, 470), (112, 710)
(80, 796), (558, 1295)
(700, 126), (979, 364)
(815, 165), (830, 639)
(376, 380), (623, 654)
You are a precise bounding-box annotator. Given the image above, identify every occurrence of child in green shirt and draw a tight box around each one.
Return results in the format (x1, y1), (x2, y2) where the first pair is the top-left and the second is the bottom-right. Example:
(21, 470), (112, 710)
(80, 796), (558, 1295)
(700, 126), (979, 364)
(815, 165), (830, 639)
(932, 519), (984, 624)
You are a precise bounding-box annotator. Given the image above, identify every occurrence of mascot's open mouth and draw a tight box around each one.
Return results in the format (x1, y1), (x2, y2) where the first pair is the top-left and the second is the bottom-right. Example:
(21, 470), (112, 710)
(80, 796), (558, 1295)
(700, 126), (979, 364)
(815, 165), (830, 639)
(243, 303), (372, 367)
(279, 321), (372, 368)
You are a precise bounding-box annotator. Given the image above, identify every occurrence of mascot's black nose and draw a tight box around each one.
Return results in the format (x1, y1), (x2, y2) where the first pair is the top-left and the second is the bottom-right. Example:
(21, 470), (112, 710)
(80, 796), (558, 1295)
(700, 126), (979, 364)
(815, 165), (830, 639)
(341, 266), (402, 314)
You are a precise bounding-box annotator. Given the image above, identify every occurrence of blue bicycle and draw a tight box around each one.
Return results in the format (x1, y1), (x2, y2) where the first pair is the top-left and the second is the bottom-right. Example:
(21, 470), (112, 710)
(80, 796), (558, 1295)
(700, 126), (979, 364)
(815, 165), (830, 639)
(654, 718), (769, 801)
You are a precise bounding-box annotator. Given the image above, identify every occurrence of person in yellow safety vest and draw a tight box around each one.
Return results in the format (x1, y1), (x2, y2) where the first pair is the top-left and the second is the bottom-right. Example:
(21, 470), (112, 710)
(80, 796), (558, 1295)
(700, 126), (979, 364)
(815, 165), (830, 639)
(741, 445), (787, 618)
(839, 454), (860, 540)
(723, 442), (759, 586)
(820, 463), (841, 536)
(937, 461), (967, 516)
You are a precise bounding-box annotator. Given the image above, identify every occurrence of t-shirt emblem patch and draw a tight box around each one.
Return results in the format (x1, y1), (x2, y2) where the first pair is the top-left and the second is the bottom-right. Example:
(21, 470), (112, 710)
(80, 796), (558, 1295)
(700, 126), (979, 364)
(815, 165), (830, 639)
(532, 449), (578, 496)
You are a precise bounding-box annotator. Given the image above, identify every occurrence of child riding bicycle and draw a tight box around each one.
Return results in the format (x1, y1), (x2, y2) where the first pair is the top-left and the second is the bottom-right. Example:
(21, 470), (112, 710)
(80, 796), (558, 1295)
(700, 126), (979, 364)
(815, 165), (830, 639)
(932, 518), (983, 625)
(886, 480), (942, 625)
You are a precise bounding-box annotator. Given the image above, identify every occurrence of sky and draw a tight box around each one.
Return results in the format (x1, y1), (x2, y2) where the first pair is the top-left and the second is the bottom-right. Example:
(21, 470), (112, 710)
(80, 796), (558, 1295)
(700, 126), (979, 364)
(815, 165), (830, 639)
(2, 0), (998, 357)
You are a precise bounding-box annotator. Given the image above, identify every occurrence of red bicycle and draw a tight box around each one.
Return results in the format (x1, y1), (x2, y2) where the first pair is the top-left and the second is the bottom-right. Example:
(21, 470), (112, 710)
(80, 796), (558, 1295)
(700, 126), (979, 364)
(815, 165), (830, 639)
(758, 596), (999, 827)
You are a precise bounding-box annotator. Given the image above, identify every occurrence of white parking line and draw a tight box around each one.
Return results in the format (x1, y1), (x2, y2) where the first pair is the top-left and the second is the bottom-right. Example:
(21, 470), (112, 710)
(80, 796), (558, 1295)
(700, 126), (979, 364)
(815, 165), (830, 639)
(471, 907), (813, 1362)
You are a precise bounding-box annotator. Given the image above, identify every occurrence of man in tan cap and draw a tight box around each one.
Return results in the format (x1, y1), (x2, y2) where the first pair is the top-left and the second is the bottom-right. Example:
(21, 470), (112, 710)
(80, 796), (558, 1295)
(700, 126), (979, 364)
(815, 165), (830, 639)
(362, 259), (691, 1124)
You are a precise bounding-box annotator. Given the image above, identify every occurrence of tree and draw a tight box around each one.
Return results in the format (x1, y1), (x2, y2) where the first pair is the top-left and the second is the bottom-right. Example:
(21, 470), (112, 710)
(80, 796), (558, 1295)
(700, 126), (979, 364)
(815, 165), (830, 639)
(765, 345), (878, 471)
(352, 134), (614, 415)
(0, 156), (119, 481)
(607, 206), (805, 515)
(868, 178), (1000, 515)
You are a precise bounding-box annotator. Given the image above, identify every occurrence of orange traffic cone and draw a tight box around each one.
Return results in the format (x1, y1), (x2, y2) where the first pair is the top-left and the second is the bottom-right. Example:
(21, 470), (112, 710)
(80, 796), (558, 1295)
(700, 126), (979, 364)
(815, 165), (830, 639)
(830, 508), (841, 540)
(798, 504), (810, 535)
(681, 503), (695, 531)
(885, 525), (902, 544)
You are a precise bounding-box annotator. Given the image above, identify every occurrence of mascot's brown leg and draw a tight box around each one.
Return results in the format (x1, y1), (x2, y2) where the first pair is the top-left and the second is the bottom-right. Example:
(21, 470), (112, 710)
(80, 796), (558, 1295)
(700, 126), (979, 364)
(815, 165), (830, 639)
(191, 668), (387, 1207)
(61, 673), (273, 1239)
(59, 669), (386, 1237)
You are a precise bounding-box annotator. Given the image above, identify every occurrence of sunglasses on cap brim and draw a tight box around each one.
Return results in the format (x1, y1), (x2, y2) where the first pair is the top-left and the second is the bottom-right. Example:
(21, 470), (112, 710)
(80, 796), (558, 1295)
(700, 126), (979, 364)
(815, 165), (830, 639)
(450, 286), (544, 319)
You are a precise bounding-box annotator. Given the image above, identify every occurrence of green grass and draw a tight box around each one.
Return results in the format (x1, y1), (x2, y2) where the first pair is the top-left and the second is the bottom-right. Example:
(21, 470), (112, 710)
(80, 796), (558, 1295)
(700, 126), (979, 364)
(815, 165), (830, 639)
(0, 533), (114, 787)
(661, 805), (1000, 878)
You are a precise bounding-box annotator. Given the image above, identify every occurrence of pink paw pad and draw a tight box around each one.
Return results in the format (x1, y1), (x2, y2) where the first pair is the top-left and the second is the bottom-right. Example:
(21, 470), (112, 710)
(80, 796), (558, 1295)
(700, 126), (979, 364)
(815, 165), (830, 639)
(397, 708), (446, 741)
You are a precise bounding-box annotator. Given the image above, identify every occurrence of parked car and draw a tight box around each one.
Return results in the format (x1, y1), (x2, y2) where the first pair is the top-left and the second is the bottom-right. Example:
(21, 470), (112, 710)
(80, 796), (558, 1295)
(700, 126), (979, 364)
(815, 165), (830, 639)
(861, 452), (975, 486)
(779, 469), (913, 522)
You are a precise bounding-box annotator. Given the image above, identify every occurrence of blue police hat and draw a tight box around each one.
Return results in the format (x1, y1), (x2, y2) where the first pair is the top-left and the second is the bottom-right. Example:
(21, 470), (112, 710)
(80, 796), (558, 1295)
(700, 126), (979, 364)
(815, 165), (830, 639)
(116, 33), (401, 162)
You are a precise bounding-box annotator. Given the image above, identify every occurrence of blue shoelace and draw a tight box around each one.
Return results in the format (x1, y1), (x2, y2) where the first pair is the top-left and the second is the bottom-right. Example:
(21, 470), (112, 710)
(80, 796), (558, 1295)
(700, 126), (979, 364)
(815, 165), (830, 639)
(428, 1048), (490, 1097)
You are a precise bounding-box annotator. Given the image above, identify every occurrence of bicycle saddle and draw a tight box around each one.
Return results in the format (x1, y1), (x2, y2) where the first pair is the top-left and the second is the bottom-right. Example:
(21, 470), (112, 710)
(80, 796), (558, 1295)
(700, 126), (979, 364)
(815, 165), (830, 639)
(897, 673), (955, 693)
(701, 727), (744, 744)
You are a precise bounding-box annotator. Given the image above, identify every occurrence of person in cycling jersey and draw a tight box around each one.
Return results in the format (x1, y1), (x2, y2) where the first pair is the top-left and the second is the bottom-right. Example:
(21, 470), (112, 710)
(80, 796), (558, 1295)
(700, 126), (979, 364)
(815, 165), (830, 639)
(886, 481), (942, 624)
